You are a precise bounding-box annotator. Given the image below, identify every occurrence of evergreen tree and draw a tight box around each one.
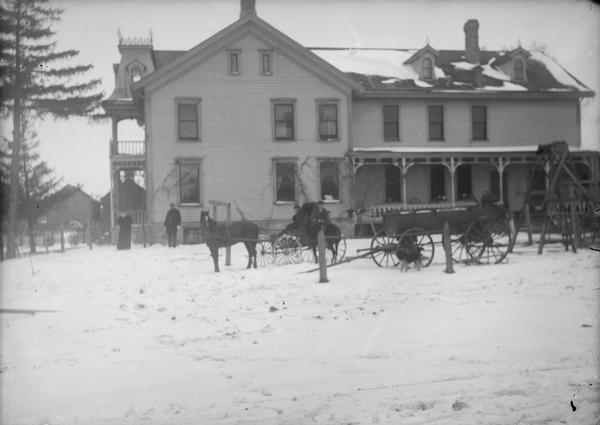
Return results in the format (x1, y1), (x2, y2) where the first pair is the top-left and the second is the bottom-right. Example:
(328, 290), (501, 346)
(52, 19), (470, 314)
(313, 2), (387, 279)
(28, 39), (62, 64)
(0, 0), (103, 258)
(18, 116), (61, 254)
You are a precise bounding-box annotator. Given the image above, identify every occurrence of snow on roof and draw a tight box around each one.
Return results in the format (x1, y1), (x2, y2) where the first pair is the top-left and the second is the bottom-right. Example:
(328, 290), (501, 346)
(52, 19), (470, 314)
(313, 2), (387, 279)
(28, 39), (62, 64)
(480, 81), (528, 91)
(312, 49), (420, 80)
(480, 64), (510, 81)
(530, 51), (589, 91)
(451, 61), (477, 71)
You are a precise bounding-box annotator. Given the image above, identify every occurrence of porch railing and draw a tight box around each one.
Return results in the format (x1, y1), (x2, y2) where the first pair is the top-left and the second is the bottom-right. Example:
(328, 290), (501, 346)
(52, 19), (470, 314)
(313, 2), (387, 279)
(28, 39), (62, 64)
(110, 140), (145, 156)
(115, 210), (146, 225)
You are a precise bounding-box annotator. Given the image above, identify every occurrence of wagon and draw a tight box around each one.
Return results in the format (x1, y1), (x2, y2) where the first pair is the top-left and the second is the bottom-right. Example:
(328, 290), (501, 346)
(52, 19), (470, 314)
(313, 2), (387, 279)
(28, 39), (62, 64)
(369, 203), (514, 267)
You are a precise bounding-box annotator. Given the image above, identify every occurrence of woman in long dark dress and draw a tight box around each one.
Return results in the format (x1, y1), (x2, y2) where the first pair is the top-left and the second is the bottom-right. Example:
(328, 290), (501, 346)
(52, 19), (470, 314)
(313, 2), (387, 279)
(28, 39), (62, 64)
(117, 213), (132, 250)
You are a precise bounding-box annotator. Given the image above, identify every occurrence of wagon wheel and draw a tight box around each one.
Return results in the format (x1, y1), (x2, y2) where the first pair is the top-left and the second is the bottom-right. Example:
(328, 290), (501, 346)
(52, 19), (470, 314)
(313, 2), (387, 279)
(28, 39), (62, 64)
(398, 227), (435, 267)
(577, 213), (599, 248)
(370, 231), (400, 267)
(326, 235), (347, 264)
(450, 233), (467, 263)
(256, 236), (274, 267)
(464, 215), (512, 264)
(274, 234), (303, 265)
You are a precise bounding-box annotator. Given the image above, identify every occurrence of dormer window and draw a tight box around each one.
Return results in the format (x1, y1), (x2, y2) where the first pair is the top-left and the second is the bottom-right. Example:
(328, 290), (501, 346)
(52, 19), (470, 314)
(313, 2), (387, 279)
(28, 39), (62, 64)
(514, 59), (525, 81)
(228, 50), (241, 75)
(260, 50), (272, 75)
(423, 57), (433, 81)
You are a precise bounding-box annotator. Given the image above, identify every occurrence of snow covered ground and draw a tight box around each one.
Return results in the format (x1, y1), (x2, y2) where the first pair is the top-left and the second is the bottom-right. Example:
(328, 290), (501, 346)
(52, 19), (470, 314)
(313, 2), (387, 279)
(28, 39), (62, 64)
(1, 237), (599, 425)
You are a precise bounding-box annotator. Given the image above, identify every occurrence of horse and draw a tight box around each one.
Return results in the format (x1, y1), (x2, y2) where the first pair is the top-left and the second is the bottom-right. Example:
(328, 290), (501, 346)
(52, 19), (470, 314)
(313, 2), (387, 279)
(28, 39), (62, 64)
(199, 210), (259, 272)
(294, 202), (342, 263)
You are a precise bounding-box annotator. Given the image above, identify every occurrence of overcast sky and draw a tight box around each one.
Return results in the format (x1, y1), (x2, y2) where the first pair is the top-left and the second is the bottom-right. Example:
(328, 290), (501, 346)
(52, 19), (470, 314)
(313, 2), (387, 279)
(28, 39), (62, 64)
(8, 0), (600, 197)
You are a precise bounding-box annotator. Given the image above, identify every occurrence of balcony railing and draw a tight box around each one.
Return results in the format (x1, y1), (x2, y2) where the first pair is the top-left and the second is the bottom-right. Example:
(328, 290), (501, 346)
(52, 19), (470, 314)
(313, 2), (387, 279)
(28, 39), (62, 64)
(110, 140), (145, 157)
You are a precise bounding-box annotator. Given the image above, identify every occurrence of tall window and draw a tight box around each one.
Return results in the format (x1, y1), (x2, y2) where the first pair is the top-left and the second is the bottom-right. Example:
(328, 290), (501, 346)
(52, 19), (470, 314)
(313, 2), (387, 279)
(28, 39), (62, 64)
(178, 102), (199, 140)
(423, 57), (433, 81)
(274, 103), (294, 140)
(320, 161), (340, 201)
(383, 105), (399, 141)
(430, 165), (446, 201)
(456, 165), (473, 199)
(472, 105), (487, 140)
(514, 59), (525, 81)
(130, 67), (142, 84)
(385, 164), (402, 202)
(178, 161), (200, 204)
(275, 161), (296, 202)
(229, 52), (239, 74)
(261, 51), (272, 75)
(428, 105), (444, 141)
(318, 104), (338, 140)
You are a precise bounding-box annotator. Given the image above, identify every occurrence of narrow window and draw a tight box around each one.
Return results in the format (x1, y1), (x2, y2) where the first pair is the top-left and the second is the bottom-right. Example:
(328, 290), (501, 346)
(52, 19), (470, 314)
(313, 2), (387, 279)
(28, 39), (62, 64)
(430, 165), (446, 201)
(275, 162), (296, 202)
(472, 105), (487, 140)
(383, 105), (399, 141)
(178, 103), (199, 140)
(320, 161), (340, 201)
(384, 164), (402, 202)
(130, 67), (142, 84)
(423, 57), (433, 80)
(319, 104), (338, 140)
(428, 105), (444, 141)
(514, 59), (525, 81)
(179, 162), (200, 204)
(261, 52), (272, 75)
(229, 52), (239, 74)
(274, 103), (294, 140)
(456, 165), (473, 200)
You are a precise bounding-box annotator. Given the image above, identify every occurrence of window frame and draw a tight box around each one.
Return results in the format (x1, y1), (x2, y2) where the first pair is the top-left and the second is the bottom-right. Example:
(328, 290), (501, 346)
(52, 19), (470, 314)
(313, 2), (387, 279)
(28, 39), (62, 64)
(382, 104), (400, 142)
(318, 158), (342, 203)
(273, 158), (297, 204)
(514, 59), (525, 81)
(260, 49), (273, 75)
(471, 105), (488, 141)
(422, 57), (434, 81)
(271, 98), (296, 142)
(428, 105), (444, 141)
(227, 49), (241, 75)
(176, 158), (202, 206)
(315, 99), (340, 142)
(175, 98), (201, 142)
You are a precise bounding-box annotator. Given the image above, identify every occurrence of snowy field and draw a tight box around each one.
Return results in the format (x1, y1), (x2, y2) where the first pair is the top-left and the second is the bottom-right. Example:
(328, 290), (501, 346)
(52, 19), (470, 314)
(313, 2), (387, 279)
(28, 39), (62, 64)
(1, 236), (599, 425)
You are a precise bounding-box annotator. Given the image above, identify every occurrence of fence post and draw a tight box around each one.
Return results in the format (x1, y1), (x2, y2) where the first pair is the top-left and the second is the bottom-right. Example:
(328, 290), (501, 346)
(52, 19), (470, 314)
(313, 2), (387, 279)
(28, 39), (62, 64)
(142, 213), (147, 248)
(570, 203), (578, 252)
(60, 223), (65, 253)
(86, 220), (92, 250)
(442, 222), (454, 274)
(524, 203), (533, 246)
(317, 229), (329, 283)
(225, 203), (231, 266)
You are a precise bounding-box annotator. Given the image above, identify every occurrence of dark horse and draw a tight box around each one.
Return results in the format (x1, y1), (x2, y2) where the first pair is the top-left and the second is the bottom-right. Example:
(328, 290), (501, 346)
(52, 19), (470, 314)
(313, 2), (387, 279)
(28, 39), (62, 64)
(200, 211), (259, 272)
(294, 202), (342, 263)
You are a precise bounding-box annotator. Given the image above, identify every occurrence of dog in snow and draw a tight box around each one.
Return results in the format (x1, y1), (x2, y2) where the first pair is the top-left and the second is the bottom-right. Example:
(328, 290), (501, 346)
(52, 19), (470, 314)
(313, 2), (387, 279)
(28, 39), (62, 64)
(396, 240), (423, 272)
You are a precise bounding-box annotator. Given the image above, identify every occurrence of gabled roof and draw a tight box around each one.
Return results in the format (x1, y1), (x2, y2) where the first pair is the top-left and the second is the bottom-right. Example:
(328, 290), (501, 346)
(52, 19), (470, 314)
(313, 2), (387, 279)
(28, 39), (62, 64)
(403, 44), (439, 64)
(131, 14), (362, 96)
(44, 185), (98, 209)
(494, 46), (532, 66)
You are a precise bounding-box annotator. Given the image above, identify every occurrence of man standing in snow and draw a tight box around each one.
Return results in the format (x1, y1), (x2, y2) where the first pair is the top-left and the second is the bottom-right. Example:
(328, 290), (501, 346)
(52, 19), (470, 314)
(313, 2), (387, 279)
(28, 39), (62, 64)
(164, 202), (182, 247)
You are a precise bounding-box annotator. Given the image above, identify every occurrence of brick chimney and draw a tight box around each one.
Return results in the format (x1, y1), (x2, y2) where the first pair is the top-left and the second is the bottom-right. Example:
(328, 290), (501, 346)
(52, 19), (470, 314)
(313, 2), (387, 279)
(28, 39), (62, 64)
(464, 19), (481, 64)
(240, 0), (256, 18)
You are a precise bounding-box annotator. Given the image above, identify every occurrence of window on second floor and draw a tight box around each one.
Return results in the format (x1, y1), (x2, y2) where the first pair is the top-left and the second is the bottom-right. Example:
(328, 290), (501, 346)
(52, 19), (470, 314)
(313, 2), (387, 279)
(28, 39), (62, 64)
(318, 103), (338, 141)
(428, 105), (444, 141)
(273, 101), (295, 141)
(472, 105), (487, 140)
(177, 101), (200, 141)
(514, 59), (525, 81)
(383, 105), (399, 141)
(422, 57), (433, 81)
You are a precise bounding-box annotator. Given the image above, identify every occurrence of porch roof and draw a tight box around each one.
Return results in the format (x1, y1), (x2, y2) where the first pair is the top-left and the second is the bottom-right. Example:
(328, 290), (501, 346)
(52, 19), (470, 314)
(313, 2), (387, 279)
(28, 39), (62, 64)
(350, 145), (599, 158)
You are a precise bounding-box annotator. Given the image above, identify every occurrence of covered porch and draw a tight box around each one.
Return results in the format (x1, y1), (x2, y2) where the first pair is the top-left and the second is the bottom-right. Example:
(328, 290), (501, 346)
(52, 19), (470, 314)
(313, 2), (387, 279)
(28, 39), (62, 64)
(349, 145), (599, 221)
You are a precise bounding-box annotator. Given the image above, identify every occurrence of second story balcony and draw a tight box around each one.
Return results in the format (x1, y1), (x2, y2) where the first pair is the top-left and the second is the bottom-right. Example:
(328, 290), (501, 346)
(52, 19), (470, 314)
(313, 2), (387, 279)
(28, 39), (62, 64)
(110, 140), (145, 157)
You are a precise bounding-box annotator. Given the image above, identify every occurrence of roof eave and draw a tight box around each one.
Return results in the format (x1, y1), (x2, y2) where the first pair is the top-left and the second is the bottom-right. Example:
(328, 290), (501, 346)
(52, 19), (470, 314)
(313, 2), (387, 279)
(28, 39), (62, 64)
(355, 89), (595, 99)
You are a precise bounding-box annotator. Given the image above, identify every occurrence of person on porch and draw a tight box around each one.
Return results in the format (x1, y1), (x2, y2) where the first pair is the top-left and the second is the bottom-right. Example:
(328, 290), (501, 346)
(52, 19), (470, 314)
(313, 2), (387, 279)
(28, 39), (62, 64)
(164, 202), (182, 247)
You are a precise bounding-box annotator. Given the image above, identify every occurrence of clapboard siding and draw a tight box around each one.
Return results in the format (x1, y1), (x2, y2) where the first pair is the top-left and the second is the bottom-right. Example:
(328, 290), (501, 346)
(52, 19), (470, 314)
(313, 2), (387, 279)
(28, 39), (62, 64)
(352, 98), (579, 148)
(147, 34), (350, 224)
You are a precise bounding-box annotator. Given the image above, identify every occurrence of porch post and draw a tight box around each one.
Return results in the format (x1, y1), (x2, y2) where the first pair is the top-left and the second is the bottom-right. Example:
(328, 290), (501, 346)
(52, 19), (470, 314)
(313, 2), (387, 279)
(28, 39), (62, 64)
(492, 156), (511, 205)
(450, 157), (456, 207)
(399, 157), (414, 210)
